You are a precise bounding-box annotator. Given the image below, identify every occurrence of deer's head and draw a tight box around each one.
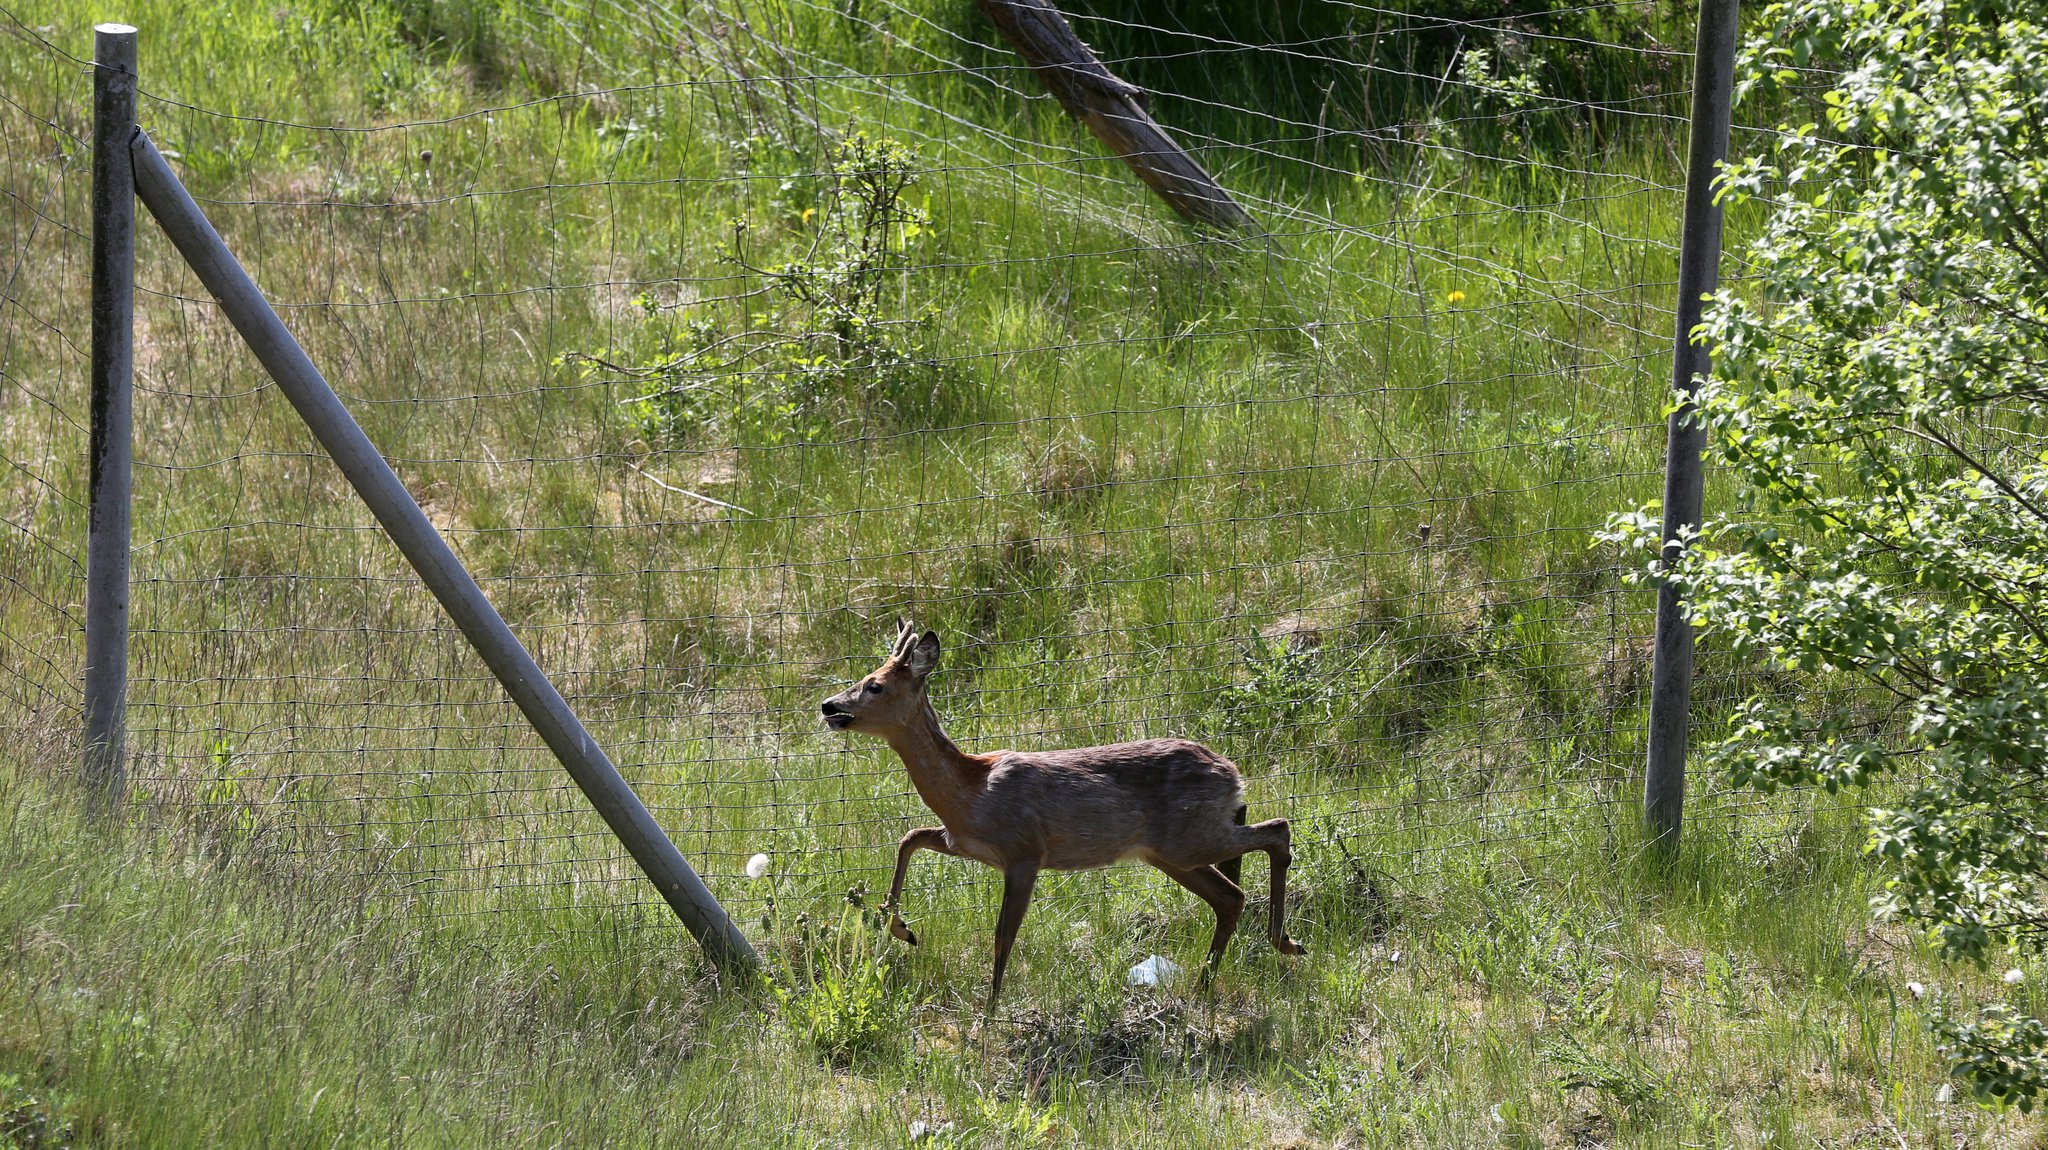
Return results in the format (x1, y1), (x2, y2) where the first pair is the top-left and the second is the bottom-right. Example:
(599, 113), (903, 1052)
(820, 620), (940, 736)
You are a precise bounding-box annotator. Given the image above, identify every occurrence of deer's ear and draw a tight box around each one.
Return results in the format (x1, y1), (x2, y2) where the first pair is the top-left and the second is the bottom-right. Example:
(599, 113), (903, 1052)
(906, 630), (941, 678)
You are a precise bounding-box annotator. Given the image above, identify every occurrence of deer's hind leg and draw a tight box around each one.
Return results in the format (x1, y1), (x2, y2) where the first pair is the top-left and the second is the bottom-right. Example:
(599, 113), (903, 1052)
(1238, 818), (1306, 957)
(1154, 862), (1245, 968)
(1217, 804), (1247, 888)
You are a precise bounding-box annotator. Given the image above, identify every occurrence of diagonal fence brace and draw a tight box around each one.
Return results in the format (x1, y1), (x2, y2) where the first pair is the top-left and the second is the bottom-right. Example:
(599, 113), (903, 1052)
(128, 128), (757, 977)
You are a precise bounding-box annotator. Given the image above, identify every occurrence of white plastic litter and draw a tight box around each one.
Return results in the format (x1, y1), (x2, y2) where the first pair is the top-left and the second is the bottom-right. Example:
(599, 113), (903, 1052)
(1127, 954), (1183, 987)
(744, 853), (772, 879)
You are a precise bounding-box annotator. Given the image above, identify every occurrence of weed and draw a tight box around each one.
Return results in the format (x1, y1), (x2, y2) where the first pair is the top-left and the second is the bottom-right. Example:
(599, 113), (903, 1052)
(1288, 1053), (1375, 1136)
(1222, 632), (1336, 733)
(1542, 1032), (1665, 1114)
(587, 131), (958, 448)
(0, 1073), (76, 1150)
(767, 901), (907, 1064)
(196, 735), (264, 858)
(931, 1093), (1060, 1147)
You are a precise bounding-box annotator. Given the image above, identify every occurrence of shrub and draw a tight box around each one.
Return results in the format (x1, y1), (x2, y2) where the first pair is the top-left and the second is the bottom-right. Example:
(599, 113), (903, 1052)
(574, 132), (959, 448)
(1605, 0), (2048, 1109)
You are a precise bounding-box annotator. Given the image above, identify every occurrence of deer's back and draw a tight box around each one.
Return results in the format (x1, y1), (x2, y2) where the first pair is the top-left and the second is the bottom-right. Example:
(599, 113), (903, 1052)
(964, 738), (1246, 871)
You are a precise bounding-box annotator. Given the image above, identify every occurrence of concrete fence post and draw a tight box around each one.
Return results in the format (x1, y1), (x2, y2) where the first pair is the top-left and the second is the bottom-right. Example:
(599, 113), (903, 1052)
(1645, 0), (1742, 854)
(84, 23), (137, 810)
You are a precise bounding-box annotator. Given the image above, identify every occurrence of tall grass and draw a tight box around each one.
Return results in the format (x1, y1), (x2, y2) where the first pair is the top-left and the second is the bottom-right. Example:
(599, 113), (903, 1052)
(2, 744), (2030, 1147)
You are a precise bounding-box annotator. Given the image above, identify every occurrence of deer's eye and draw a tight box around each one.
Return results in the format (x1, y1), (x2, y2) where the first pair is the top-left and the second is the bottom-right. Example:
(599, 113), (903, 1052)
(864, 681), (883, 694)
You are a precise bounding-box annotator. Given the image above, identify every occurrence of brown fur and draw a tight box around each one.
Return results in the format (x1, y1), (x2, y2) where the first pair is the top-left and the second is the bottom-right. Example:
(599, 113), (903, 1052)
(821, 621), (1304, 1008)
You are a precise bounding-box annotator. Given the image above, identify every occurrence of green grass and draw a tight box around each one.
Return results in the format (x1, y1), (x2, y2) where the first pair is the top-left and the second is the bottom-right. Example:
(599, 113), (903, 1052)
(3, 755), (2036, 1149)
(0, 0), (2030, 1145)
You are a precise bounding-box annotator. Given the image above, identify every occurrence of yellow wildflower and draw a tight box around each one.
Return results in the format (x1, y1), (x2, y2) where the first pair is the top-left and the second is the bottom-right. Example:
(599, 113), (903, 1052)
(1446, 290), (1467, 304)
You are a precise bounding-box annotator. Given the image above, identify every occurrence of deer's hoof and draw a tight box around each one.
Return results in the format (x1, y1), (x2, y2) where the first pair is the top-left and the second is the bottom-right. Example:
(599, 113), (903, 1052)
(890, 918), (919, 946)
(1276, 937), (1307, 957)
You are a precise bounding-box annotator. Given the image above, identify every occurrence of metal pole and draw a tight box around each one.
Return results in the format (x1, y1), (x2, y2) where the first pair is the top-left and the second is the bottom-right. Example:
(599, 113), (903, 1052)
(1645, 0), (1741, 854)
(127, 131), (758, 976)
(84, 23), (137, 810)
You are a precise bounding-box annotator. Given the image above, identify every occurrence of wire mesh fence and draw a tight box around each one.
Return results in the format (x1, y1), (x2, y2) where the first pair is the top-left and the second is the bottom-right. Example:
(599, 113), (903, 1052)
(0, 1), (1840, 944)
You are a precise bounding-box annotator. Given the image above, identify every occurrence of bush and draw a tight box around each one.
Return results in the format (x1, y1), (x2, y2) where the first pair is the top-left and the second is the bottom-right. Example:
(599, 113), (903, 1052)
(581, 132), (960, 448)
(1606, 0), (2048, 1109)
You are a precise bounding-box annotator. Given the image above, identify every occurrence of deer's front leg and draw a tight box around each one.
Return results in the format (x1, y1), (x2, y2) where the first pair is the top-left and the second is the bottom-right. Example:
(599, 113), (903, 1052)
(885, 827), (953, 946)
(987, 861), (1041, 1011)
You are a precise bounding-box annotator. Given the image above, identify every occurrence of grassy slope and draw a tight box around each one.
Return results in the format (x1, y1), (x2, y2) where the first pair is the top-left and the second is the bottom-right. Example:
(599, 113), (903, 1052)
(5, 0), (1695, 915)
(0, 0), (2038, 1145)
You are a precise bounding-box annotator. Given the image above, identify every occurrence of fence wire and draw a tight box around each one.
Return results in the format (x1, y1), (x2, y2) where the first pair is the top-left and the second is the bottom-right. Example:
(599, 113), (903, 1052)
(0, 1), (1852, 940)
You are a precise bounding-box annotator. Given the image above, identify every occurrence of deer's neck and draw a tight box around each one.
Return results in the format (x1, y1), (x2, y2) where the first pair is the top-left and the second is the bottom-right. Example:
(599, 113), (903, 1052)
(883, 699), (991, 825)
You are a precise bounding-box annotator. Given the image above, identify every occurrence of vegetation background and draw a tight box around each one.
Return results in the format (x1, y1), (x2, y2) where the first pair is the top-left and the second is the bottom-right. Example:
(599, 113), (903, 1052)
(0, 0), (2037, 1145)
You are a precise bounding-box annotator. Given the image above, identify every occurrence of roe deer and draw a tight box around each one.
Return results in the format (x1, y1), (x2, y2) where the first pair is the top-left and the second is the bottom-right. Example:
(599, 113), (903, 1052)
(820, 621), (1305, 1008)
